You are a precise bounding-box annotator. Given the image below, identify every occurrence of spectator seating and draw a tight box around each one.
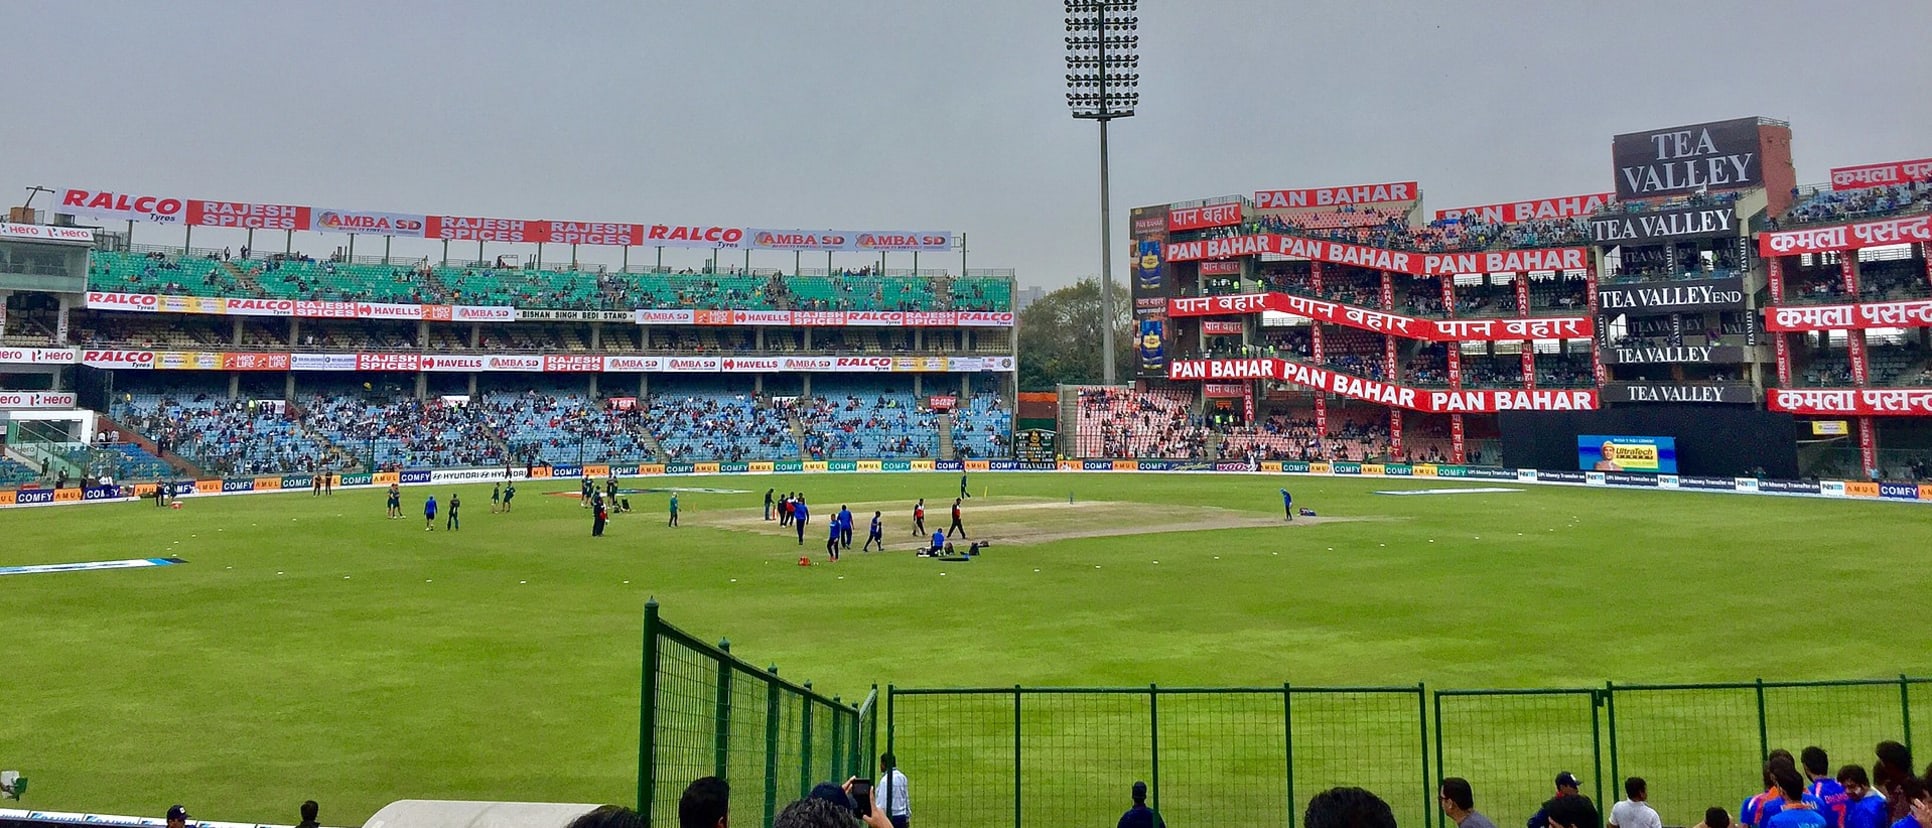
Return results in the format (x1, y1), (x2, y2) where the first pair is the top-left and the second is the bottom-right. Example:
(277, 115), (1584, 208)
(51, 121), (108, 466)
(1781, 181), (1932, 226)
(115, 390), (334, 476)
(649, 384), (795, 462)
(951, 393), (1012, 459)
(1074, 388), (1207, 459)
(792, 381), (939, 459)
(0, 457), (40, 487)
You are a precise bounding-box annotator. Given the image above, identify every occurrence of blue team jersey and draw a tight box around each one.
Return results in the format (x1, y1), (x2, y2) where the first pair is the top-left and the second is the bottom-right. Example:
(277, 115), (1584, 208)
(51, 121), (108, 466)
(1843, 795), (1888, 828)
(839, 509), (851, 527)
(795, 504), (808, 522)
(1890, 818), (1916, 828)
(425, 498), (437, 516)
(931, 531), (945, 548)
(1749, 794), (1829, 828)
(870, 518), (882, 535)
(1767, 807), (1827, 828)
(1808, 779), (1848, 828)
(829, 522), (840, 539)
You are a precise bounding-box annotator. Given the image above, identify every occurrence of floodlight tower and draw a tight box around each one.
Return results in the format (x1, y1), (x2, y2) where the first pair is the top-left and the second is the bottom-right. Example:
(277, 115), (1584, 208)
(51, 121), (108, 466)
(1065, 0), (1139, 385)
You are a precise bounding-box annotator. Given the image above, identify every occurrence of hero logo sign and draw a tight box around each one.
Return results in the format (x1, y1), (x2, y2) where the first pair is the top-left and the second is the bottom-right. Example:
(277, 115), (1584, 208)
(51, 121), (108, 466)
(356, 353), (421, 371)
(0, 347), (78, 364)
(59, 188), (187, 223)
(83, 349), (157, 368)
(86, 291), (159, 311)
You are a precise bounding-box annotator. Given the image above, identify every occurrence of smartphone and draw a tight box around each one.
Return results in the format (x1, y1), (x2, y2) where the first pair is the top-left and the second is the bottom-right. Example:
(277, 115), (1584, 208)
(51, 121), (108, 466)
(847, 778), (873, 817)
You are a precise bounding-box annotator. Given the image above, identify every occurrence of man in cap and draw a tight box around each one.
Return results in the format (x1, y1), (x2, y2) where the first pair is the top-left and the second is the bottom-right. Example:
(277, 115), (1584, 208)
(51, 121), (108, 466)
(167, 806), (192, 828)
(1117, 781), (1165, 828)
(1530, 773), (1591, 828)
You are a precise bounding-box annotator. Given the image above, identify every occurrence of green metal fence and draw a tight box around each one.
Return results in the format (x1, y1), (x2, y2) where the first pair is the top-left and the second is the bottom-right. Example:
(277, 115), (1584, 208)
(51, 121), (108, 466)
(884, 685), (1431, 828)
(637, 600), (866, 828)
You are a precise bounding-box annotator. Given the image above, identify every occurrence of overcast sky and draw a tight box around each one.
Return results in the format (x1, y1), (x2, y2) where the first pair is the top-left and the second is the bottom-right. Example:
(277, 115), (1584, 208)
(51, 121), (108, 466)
(6, 1), (1930, 288)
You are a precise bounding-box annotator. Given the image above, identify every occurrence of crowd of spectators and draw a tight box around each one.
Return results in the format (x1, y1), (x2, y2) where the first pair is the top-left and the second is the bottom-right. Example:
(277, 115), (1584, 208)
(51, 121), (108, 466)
(1074, 388), (1209, 459)
(788, 386), (940, 459)
(1777, 181), (1932, 227)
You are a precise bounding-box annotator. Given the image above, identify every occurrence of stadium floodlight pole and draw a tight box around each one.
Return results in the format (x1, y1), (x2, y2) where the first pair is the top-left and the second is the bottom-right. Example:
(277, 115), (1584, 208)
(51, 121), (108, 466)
(1065, 0), (1139, 385)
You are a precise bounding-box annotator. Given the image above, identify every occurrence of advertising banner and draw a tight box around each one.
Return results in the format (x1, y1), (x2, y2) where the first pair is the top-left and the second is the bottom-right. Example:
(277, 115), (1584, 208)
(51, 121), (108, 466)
(1434, 193), (1615, 224)
(1758, 214), (1932, 256)
(55, 187), (188, 224)
(1602, 345), (1750, 364)
(1578, 435), (1678, 473)
(1167, 292), (1592, 341)
(1764, 298), (1932, 332)
(1611, 117), (1764, 199)
(1254, 181), (1417, 209)
(1829, 157), (1932, 191)
(0, 347), (78, 365)
(1597, 277), (1746, 314)
(187, 200), (310, 230)
(1769, 388), (1932, 416)
(0, 391), (78, 408)
(313, 208), (428, 238)
(1589, 204), (1739, 244)
(1164, 233), (1586, 277)
(1167, 357), (1598, 412)
(0, 222), (96, 243)
(427, 215), (549, 243)
(546, 221), (644, 246)
(1166, 202), (1243, 232)
(1599, 383), (1756, 404)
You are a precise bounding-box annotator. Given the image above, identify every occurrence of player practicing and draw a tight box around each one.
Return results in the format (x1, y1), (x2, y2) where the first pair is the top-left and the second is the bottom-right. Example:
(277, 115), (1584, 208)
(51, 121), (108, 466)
(580, 476), (593, 508)
(502, 480), (517, 512)
(923, 529), (946, 556)
(947, 498), (967, 538)
(911, 498), (926, 536)
(386, 483), (402, 519)
(780, 492), (794, 527)
(1280, 488), (1293, 521)
(793, 497), (809, 545)
(491, 482), (502, 513)
(960, 472), (971, 499)
(423, 494), (438, 531)
(864, 511), (885, 552)
(668, 493), (680, 527)
(838, 504), (853, 550)
(447, 493), (461, 531)
(764, 488), (775, 521)
(826, 518), (841, 561)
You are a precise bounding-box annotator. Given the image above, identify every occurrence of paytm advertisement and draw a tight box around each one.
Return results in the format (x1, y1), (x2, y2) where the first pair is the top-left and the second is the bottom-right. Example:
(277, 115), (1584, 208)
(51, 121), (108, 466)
(1578, 435), (1678, 474)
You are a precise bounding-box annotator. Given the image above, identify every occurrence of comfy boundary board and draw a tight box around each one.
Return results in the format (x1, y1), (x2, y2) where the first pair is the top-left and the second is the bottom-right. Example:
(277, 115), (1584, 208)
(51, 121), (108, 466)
(0, 458), (1924, 510)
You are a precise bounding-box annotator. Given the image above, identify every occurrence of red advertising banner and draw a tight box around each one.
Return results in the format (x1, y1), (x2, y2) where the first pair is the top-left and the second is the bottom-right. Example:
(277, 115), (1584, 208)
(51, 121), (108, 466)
(221, 352), (291, 371)
(1166, 292), (1592, 341)
(1764, 298), (1932, 331)
(1848, 331), (1869, 386)
(356, 353), (421, 372)
(1165, 357), (1598, 413)
(1859, 417), (1878, 473)
(187, 200), (311, 230)
(1202, 382), (1246, 398)
(1164, 233), (1586, 276)
(1766, 257), (1785, 303)
(1774, 332), (1791, 385)
(1199, 261), (1242, 276)
(542, 354), (605, 373)
(547, 221), (645, 246)
(1829, 158), (1932, 191)
(1769, 388), (1932, 416)
(82, 292), (1008, 327)
(1253, 181), (1418, 209)
(1201, 320), (1245, 335)
(1167, 202), (1243, 232)
(1758, 214), (1932, 256)
(428, 216), (549, 243)
(1449, 414), (1466, 463)
(1433, 193), (1616, 224)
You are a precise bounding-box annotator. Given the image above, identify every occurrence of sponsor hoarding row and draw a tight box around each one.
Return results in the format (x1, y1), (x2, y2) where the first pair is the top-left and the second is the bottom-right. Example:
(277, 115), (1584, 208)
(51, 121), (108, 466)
(0, 222), (96, 244)
(1433, 193), (1616, 224)
(75, 349), (1014, 374)
(1165, 357), (1599, 413)
(81, 292), (1013, 328)
(1167, 292), (1592, 341)
(1253, 182), (1418, 210)
(0, 346), (79, 365)
(14, 460), (1930, 509)
(52, 187), (954, 251)
(1769, 388), (1932, 416)
(0, 391), (78, 408)
(633, 308), (1014, 327)
(1163, 233), (1588, 276)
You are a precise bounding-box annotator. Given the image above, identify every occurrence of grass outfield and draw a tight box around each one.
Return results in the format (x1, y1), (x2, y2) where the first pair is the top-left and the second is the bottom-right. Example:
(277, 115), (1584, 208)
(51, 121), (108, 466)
(3, 472), (1930, 824)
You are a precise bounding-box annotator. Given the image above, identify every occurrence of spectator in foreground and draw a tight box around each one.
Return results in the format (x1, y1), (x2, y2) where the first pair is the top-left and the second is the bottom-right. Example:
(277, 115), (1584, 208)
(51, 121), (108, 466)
(771, 792), (891, 828)
(167, 805), (191, 828)
(1698, 807), (1734, 828)
(1531, 773), (1589, 828)
(1548, 796), (1603, 828)
(1440, 777), (1498, 828)
(1611, 777), (1661, 828)
(1766, 764), (1827, 828)
(1837, 766), (1888, 828)
(680, 776), (728, 828)
(1802, 748), (1848, 828)
(564, 805), (645, 828)
(1117, 780), (1165, 828)
(1745, 753), (1803, 828)
(1873, 742), (1915, 799)
(296, 801), (320, 828)
(877, 752), (910, 828)
(1306, 786), (1397, 828)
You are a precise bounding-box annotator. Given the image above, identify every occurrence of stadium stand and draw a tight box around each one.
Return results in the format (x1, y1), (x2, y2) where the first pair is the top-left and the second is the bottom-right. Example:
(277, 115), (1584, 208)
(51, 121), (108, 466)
(951, 393), (1013, 459)
(647, 381), (795, 463)
(792, 380), (939, 460)
(1074, 388), (1208, 459)
(0, 457), (40, 487)
(1778, 180), (1932, 226)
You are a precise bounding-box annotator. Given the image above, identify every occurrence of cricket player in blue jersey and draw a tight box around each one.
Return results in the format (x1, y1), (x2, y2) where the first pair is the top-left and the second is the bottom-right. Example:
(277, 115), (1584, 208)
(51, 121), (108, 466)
(864, 511), (885, 552)
(1280, 488), (1293, 520)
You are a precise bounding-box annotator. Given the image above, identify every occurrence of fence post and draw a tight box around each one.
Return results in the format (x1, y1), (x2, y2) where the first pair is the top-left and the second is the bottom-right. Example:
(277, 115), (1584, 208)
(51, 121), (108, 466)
(801, 684), (815, 797)
(1014, 685), (1024, 828)
(1418, 682), (1432, 828)
(1149, 684), (1161, 817)
(765, 666), (781, 828)
(1284, 683), (1296, 828)
(1901, 675), (1914, 757)
(714, 639), (733, 780)
(1432, 690), (1445, 828)
(1591, 689), (1605, 813)
(871, 685), (881, 778)
(1754, 678), (1769, 761)
(1605, 682), (1619, 793)
(638, 599), (660, 816)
